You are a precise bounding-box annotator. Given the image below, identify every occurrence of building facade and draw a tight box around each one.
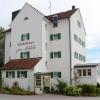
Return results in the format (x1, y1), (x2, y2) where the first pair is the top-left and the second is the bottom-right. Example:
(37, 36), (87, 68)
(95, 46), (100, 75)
(2, 3), (86, 93)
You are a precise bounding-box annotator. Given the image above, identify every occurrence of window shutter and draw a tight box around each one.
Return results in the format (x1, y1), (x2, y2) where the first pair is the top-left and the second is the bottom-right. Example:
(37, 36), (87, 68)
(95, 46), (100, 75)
(20, 52), (23, 58)
(50, 52), (53, 59)
(58, 72), (61, 78)
(27, 33), (29, 40)
(58, 52), (61, 58)
(58, 33), (61, 39)
(12, 71), (15, 78)
(51, 72), (53, 78)
(17, 71), (20, 78)
(24, 71), (27, 78)
(21, 34), (23, 41)
(6, 72), (8, 78)
(50, 35), (53, 41)
(27, 52), (30, 58)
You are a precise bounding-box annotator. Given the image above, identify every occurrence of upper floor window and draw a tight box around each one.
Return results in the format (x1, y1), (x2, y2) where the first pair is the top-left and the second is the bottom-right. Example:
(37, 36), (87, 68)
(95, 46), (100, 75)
(74, 52), (78, 59)
(52, 15), (58, 27)
(74, 34), (85, 48)
(20, 51), (30, 59)
(50, 51), (61, 59)
(24, 17), (29, 21)
(21, 33), (30, 41)
(50, 33), (61, 41)
(51, 72), (61, 78)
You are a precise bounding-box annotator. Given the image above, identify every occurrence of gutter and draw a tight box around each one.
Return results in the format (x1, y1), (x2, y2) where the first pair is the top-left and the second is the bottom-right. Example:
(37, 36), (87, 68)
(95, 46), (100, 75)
(68, 18), (72, 85)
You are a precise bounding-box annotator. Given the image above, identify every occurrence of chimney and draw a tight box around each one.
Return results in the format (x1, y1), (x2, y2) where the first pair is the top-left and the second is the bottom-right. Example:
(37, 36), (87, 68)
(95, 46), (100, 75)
(72, 5), (76, 10)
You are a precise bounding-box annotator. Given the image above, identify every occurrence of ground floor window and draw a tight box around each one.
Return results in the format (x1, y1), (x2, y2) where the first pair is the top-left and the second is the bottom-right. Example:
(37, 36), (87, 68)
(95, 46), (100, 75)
(6, 71), (15, 78)
(51, 72), (61, 78)
(77, 69), (91, 77)
(17, 71), (27, 78)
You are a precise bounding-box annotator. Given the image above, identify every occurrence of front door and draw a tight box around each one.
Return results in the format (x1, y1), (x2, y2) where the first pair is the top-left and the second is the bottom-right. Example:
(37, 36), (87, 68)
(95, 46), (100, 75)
(35, 74), (43, 94)
(34, 73), (51, 94)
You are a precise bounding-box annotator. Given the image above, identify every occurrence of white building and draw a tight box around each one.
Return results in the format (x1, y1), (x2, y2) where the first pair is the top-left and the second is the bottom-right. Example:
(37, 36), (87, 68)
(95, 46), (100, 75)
(2, 3), (86, 93)
(74, 63), (100, 85)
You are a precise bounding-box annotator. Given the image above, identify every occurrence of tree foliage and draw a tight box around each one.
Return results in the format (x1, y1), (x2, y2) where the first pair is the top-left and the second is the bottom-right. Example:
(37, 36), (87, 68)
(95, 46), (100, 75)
(0, 26), (5, 67)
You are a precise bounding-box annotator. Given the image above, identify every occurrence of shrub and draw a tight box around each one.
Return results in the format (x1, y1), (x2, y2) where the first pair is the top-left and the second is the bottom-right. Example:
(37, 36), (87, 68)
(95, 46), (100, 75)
(56, 79), (67, 94)
(43, 87), (50, 93)
(97, 82), (100, 88)
(64, 86), (82, 96)
(78, 84), (97, 96)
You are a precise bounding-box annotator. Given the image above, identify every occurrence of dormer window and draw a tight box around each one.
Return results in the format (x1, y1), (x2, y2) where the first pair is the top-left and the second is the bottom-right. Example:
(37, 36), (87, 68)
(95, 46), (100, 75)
(52, 15), (58, 27)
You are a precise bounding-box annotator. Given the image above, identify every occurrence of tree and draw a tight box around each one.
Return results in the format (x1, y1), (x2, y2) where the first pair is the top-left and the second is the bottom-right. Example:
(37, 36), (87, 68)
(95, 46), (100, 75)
(0, 27), (5, 67)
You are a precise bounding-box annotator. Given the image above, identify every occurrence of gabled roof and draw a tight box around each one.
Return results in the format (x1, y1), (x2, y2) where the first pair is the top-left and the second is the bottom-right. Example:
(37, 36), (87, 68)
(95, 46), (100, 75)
(46, 9), (78, 21)
(4, 28), (11, 33)
(2, 58), (41, 70)
(12, 10), (20, 21)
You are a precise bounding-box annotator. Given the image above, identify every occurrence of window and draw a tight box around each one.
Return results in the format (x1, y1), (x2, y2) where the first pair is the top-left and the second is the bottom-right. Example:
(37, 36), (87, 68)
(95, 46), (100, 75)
(20, 51), (30, 59)
(74, 34), (85, 48)
(51, 72), (61, 78)
(36, 75), (41, 86)
(52, 15), (58, 27)
(24, 17), (29, 21)
(83, 69), (86, 76)
(87, 69), (91, 76)
(21, 33), (30, 41)
(79, 54), (81, 60)
(74, 34), (77, 41)
(6, 71), (15, 78)
(50, 33), (61, 41)
(74, 52), (78, 59)
(17, 71), (27, 78)
(77, 69), (82, 76)
(83, 56), (86, 62)
(50, 51), (61, 59)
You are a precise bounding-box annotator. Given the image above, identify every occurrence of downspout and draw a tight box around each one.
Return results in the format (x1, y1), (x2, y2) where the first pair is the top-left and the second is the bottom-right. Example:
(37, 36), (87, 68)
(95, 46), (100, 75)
(68, 18), (72, 85)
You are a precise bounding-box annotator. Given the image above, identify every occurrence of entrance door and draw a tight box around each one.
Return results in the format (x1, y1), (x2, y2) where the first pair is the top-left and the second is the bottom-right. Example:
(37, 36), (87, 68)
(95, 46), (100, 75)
(35, 73), (51, 94)
(35, 74), (43, 94)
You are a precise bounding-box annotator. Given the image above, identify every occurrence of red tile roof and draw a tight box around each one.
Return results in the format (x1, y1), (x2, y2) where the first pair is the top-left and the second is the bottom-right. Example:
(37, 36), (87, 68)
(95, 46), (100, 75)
(46, 9), (78, 21)
(2, 58), (41, 70)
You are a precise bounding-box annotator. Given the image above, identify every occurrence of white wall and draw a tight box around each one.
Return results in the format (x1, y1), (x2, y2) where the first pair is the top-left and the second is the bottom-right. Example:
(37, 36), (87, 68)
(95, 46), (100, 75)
(5, 31), (11, 63)
(2, 69), (35, 91)
(47, 19), (71, 84)
(11, 3), (44, 59)
(71, 9), (86, 66)
(70, 9), (86, 79)
(74, 67), (97, 85)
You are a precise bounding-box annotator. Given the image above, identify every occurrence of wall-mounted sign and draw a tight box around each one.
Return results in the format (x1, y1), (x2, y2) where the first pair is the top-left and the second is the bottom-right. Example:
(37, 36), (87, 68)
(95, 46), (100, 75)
(16, 41), (36, 53)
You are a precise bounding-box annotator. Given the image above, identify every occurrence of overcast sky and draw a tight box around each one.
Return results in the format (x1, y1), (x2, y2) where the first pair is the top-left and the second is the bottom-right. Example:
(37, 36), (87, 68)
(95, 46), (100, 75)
(0, 0), (100, 63)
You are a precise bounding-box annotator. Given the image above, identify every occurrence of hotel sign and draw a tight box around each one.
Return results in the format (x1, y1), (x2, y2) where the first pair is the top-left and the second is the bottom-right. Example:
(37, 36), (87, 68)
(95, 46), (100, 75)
(16, 41), (36, 53)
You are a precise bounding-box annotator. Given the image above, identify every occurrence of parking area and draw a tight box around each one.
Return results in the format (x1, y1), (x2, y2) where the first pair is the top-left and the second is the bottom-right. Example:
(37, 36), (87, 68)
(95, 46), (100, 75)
(0, 94), (100, 100)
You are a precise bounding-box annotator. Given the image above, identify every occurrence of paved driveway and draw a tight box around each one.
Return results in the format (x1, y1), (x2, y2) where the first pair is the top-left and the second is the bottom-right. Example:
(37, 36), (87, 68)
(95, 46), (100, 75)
(0, 94), (100, 100)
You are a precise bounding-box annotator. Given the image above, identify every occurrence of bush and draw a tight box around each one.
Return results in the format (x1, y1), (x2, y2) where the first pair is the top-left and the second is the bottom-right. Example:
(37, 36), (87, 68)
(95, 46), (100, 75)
(56, 79), (67, 94)
(78, 84), (97, 96)
(43, 87), (50, 93)
(64, 86), (82, 96)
